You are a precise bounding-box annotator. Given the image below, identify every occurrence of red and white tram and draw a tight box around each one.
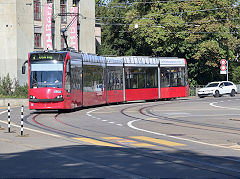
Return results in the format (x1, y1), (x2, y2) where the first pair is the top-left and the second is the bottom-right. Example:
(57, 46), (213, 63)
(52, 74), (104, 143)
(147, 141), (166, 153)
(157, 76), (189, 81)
(22, 51), (188, 110)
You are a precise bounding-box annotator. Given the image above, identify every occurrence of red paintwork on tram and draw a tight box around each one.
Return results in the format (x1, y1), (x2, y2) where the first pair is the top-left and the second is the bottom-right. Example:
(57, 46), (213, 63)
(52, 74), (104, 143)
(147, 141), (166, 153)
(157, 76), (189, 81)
(24, 51), (188, 110)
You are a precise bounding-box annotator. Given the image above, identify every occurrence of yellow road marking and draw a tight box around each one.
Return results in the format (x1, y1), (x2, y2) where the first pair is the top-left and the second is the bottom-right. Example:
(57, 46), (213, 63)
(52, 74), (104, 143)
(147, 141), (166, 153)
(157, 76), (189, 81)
(102, 137), (156, 147)
(130, 136), (185, 146)
(0, 106), (23, 109)
(102, 137), (123, 140)
(2, 120), (15, 125)
(73, 138), (121, 147)
(147, 118), (158, 120)
(131, 143), (155, 147)
(0, 107), (8, 109)
(117, 139), (136, 143)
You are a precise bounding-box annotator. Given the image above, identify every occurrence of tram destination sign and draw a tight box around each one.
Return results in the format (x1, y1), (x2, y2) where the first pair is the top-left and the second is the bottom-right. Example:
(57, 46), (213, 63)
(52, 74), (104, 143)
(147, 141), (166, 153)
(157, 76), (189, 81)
(30, 53), (64, 61)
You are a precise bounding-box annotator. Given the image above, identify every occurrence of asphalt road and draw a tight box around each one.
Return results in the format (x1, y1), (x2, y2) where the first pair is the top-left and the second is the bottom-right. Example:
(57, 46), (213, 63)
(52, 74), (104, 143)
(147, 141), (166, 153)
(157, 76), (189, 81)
(1, 95), (240, 178)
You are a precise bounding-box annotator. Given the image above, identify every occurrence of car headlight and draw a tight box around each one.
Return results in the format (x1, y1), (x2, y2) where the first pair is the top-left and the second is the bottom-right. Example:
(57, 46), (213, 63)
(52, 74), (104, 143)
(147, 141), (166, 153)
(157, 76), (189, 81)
(207, 90), (214, 92)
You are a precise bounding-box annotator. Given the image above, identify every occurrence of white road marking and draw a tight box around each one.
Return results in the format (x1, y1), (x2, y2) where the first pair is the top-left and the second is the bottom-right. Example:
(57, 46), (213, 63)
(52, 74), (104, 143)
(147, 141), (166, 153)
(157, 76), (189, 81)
(0, 109), (61, 138)
(0, 118), (61, 138)
(0, 110), (7, 115)
(127, 119), (240, 151)
(86, 108), (123, 127)
(210, 102), (240, 110)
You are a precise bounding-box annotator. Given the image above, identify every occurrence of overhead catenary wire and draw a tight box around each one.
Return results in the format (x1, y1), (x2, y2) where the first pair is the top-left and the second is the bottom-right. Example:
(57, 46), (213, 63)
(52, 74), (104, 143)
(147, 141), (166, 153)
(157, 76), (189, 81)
(3, 1), (237, 23)
(99, 0), (200, 5)
(96, 16), (240, 27)
(96, 6), (240, 20)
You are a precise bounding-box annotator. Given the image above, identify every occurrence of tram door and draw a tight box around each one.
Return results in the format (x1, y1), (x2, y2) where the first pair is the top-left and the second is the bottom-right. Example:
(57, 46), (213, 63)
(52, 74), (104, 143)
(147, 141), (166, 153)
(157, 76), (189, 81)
(106, 66), (124, 103)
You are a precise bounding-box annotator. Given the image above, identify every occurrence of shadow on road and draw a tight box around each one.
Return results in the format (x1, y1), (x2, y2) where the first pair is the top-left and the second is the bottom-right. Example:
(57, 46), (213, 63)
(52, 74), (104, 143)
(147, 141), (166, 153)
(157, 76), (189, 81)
(0, 144), (239, 178)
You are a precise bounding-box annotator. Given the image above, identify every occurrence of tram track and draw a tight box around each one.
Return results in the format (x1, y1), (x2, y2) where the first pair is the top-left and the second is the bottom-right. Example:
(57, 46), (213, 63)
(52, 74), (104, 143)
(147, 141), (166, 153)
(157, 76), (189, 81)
(119, 102), (240, 177)
(119, 99), (240, 136)
(22, 106), (240, 178)
(143, 103), (240, 136)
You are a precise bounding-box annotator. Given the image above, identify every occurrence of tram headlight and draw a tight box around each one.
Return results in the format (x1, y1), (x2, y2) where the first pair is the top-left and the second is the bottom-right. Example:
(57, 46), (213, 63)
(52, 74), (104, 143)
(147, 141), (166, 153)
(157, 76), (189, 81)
(30, 95), (37, 99)
(56, 95), (63, 99)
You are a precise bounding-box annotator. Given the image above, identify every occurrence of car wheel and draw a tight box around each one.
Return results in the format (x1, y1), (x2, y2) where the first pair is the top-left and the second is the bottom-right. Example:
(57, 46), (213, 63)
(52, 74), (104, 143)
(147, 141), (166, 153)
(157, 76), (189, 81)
(230, 89), (236, 97)
(214, 90), (220, 97)
(198, 95), (205, 98)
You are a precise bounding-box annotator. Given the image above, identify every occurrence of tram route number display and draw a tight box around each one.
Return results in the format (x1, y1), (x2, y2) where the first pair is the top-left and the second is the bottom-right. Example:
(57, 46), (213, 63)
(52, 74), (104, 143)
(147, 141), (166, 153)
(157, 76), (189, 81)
(30, 53), (64, 61)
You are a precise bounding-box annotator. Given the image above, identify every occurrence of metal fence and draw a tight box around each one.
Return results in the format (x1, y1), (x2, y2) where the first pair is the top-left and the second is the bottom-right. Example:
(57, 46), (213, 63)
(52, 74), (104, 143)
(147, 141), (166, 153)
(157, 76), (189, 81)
(189, 84), (240, 96)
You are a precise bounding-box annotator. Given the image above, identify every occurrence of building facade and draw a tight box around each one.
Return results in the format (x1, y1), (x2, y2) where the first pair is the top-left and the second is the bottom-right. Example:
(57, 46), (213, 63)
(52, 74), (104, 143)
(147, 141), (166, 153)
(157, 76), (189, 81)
(0, 0), (95, 85)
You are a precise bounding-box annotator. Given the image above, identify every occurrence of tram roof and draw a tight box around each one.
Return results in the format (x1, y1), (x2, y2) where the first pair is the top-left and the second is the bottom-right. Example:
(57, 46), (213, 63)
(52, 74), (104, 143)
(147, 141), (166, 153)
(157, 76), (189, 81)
(106, 57), (123, 64)
(159, 57), (186, 67)
(113, 56), (186, 67)
(82, 53), (105, 63)
(119, 56), (159, 65)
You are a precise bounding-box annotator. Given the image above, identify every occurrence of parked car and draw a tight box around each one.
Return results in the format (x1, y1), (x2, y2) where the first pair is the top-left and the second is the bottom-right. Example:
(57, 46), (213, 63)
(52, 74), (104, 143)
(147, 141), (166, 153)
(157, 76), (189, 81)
(197, 81), (237, 98)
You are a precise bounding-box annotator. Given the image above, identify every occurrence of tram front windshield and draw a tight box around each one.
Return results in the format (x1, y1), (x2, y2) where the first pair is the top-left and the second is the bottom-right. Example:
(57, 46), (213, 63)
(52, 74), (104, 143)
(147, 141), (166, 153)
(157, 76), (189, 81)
(30, 61), (63, 88)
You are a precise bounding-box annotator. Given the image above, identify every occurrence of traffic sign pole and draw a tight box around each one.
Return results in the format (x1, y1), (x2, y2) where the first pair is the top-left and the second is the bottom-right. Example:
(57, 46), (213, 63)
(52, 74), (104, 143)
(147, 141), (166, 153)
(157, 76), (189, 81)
(227, 61), (228, 81)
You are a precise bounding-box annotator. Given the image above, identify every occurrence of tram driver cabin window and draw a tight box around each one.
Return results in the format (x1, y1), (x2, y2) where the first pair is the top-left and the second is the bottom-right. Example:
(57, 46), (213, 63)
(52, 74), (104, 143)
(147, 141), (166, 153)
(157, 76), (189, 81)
(160, 67), (186, 88)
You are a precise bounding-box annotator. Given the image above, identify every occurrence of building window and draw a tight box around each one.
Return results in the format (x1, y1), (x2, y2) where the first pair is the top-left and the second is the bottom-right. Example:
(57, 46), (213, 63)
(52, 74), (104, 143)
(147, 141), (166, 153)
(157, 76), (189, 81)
(52, 33), (55, 50)
(73, 0), (79, 6)
(34, 33), (42, 48)
(34, 0), (41, 21)
(60, 0), (67, 24)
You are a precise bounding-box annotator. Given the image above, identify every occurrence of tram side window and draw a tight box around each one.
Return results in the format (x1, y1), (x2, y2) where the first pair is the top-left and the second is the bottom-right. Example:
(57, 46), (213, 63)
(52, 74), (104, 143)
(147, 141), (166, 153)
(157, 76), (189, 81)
(125, 67), (158, 89)
(83, 65), (104, 92)
(71, 66), (82, 90)
(160, 67), (185, 88)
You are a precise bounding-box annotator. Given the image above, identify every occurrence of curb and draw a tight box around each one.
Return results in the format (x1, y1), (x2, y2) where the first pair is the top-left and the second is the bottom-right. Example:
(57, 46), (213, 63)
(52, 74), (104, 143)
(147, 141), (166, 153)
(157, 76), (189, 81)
(0, 98), (28, 107)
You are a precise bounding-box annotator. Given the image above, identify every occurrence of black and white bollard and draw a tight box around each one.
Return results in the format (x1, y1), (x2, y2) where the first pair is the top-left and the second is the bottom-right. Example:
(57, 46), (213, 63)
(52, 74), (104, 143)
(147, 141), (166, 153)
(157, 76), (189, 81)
(8, 103), (10, 133)
(21, 105), (24, 136)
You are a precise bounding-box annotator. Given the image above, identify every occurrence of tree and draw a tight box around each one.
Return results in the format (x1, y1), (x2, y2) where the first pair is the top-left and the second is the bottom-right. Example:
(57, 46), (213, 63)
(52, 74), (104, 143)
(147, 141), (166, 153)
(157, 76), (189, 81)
(96, 0), (137, 56)
(96, 0), (240, 85)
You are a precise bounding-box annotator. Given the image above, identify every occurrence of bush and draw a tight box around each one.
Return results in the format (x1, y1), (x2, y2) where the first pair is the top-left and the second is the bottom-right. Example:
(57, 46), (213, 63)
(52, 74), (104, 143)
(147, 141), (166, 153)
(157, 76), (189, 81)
(0, 74), (28, 98)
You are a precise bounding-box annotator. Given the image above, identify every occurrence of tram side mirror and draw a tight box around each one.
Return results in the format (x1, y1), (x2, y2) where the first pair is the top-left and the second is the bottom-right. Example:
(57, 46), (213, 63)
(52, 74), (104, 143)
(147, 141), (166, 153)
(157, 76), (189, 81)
(66, 60), (70, 75)
(22, 66), (26, 74)
(22, 60), (28, 74)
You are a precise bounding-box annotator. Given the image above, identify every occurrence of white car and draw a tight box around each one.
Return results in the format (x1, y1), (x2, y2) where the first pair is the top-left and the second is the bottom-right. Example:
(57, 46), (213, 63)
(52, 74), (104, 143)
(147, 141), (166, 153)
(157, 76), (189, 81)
(198, 81), (237, 98)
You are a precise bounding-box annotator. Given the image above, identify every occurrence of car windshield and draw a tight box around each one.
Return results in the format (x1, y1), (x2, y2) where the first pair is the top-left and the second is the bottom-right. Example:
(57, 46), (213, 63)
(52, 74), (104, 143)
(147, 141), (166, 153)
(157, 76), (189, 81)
(30, 62), (64, 88)
(205, 83), (219, 88)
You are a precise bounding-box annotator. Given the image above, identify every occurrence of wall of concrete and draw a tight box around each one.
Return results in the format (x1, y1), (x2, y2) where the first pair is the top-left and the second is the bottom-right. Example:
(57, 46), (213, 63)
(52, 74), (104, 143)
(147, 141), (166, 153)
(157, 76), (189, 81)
(0, 0), (96, 86)
(79, 0), (96, 53)
(0, 0), (18, 80)
(17, 0), (34, 85)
